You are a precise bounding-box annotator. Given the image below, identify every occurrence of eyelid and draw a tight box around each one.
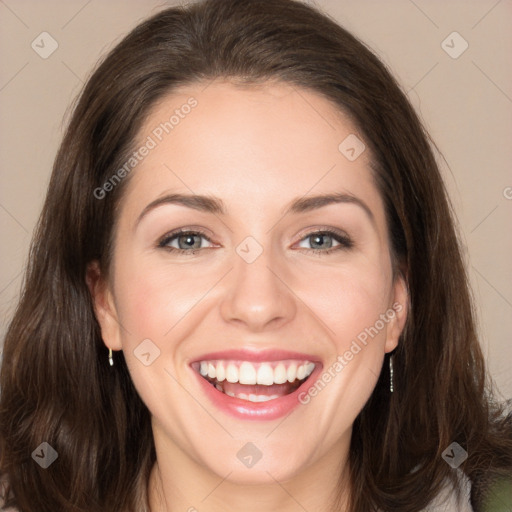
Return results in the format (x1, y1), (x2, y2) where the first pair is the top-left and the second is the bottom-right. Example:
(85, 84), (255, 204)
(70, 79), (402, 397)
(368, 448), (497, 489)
(294, 225), (350, 242)
(158, 226), (212, 238)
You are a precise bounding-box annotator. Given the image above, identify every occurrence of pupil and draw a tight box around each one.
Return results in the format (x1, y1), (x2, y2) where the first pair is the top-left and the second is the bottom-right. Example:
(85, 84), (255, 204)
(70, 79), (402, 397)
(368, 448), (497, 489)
(179, 234), (200, 250)
(312, 234), (332, 249)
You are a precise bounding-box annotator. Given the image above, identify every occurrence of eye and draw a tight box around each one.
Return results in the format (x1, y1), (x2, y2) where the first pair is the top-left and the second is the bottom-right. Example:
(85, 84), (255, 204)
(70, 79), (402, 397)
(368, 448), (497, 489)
(296, 229), (353, 254)
(157, 228), (353, 256)
(158, 229), (214, 254)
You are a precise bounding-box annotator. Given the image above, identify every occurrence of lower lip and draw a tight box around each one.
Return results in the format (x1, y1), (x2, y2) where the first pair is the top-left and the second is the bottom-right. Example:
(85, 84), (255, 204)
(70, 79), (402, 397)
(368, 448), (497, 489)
(192, 365), (323, 421)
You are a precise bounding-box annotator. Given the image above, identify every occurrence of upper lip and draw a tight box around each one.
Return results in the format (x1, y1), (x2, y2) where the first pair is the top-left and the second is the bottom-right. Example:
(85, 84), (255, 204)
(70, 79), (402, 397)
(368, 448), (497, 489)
(190, 348), (321, 364)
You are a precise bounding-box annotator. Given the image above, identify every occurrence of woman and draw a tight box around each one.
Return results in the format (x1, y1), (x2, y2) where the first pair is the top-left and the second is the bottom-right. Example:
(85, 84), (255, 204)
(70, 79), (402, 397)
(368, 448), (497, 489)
(1, 0), (511, 510)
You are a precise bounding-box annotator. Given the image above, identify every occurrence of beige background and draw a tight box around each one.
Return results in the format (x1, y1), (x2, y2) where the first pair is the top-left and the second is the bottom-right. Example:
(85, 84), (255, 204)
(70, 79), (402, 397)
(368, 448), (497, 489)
(0, 0), (511, 399)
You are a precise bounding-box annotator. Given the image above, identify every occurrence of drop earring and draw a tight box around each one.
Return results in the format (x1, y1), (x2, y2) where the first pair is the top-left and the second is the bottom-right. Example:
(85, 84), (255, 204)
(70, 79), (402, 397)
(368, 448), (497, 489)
(389, 355), (394, 393)
(108, 348), (114, 366)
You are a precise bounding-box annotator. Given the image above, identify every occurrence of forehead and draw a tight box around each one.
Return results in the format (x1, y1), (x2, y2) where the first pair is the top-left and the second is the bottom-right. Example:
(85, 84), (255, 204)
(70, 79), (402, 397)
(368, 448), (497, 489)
(119, 80), (384, 227)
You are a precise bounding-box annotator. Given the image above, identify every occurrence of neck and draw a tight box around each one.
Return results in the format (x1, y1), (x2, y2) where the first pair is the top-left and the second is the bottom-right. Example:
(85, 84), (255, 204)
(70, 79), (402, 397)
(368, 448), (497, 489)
(147, 426), (352, 512)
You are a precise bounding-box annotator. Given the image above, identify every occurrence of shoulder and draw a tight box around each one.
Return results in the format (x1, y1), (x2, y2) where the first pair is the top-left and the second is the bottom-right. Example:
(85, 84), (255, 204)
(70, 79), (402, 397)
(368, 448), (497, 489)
(0, 496), (18, 511)
(0, 503), (17, 512)
(424, 469), (473, 512)
(0, 475), (18, 512)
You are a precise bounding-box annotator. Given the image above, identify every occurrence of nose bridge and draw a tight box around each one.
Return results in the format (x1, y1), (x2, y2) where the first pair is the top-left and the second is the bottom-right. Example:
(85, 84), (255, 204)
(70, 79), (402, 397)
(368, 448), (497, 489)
(219, 236), (296, 330)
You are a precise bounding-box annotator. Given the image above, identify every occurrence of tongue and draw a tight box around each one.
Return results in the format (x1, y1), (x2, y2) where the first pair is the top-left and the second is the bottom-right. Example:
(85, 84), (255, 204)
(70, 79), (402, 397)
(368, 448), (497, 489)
(221, 380), (298, 397)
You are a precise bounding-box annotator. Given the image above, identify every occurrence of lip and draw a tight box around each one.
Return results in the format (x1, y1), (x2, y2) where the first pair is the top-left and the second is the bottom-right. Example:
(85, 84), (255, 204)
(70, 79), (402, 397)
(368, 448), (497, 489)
(190, 349), (323, 421)
(191, 348), (320, 364)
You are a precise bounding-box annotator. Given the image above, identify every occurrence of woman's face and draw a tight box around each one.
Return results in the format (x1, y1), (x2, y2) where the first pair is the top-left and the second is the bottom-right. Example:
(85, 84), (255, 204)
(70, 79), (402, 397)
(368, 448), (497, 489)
(91, 80), (407, 484)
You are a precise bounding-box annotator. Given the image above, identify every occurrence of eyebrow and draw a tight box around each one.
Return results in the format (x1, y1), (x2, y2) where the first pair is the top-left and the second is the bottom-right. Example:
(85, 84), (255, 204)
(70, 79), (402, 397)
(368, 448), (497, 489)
(284, 192), (374, 223)
(135, 191), (375, 228)
(136, 193), (225, 228)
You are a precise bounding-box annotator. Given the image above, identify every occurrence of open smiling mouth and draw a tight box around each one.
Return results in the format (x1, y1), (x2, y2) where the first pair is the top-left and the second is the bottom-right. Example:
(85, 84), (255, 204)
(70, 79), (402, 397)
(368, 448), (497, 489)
(192, 360), (316, 403)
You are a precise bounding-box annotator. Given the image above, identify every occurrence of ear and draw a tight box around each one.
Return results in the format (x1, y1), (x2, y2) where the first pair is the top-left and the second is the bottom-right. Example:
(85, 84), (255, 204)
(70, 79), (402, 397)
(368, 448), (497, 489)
(85, 260), (123, 351)
(384, 269), (409, 353)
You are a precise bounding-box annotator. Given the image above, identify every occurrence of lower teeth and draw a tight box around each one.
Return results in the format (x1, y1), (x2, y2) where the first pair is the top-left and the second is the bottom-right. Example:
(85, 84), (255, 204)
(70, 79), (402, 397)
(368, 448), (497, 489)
(214, 383), (280, 402)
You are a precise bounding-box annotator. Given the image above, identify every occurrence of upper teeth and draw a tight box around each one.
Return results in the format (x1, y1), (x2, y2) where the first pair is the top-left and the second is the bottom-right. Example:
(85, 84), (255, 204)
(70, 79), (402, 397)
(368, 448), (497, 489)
(197, 360), (315, 385)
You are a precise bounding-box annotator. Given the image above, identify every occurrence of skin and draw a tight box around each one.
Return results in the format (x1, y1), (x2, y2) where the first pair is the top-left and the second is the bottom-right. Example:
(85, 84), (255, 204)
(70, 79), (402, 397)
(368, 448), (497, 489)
(87, 80), (408, 512)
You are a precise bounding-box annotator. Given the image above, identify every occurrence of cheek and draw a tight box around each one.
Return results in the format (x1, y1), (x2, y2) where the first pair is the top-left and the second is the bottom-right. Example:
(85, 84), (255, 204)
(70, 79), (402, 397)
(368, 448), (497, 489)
(111, 260), (193, 415)
(297, 258), (393, 348)
(299, 266), (394, 422)
(113, 258), (208, 343)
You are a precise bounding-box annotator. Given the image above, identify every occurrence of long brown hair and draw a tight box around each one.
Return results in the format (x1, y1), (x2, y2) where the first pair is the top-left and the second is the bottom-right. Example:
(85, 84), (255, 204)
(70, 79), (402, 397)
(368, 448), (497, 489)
(1, 0), (511, 510)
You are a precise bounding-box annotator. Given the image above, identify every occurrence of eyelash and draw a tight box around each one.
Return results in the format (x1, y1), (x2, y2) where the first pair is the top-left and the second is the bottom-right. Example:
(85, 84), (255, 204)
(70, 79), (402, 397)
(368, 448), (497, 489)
(157, 227), (353, 256)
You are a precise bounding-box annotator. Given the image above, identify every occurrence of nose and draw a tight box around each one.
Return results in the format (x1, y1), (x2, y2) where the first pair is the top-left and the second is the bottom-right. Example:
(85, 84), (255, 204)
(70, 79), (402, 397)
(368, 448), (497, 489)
(219, 243), (297, 332)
